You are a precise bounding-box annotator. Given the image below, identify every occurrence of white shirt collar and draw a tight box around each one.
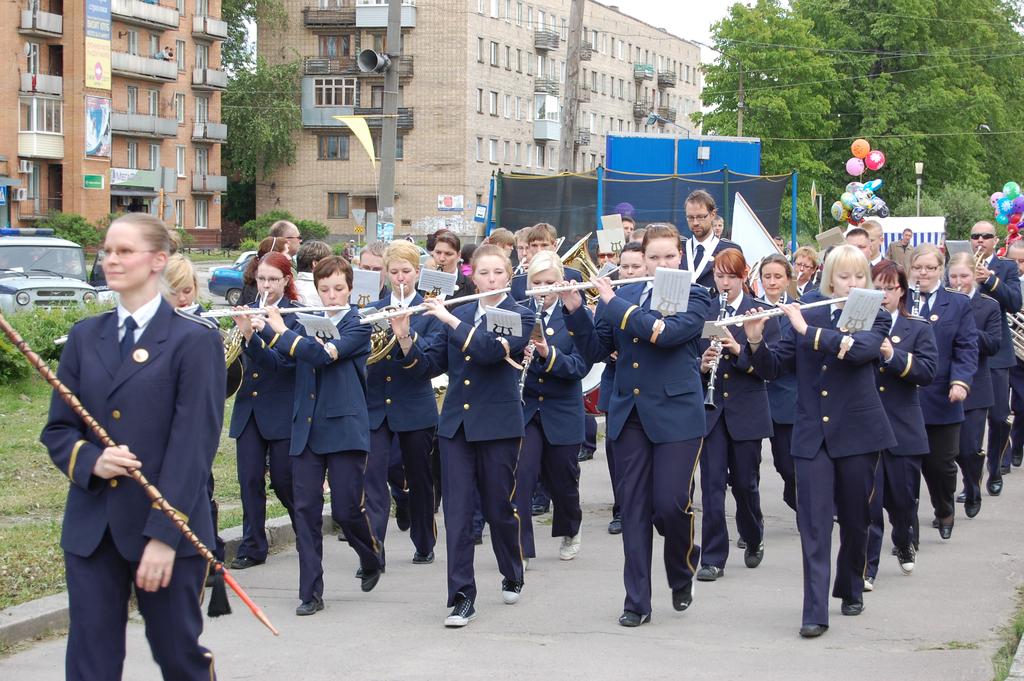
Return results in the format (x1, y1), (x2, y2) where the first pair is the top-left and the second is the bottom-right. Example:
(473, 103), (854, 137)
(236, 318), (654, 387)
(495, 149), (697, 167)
(889, 309), (899, 334)
(726, 291), (743, 311)
(870, 254), (883, 266)
(475, 294), (507, 324)
(328, 306), (350, 324)
(390, 289), (416, 309)
(695, 231), (717, 247)
(117, 294), (162, 339)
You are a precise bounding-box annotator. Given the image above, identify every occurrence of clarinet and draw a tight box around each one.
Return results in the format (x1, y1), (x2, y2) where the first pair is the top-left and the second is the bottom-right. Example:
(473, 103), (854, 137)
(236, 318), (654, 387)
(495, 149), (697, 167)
(911, 281), (922, 317)
(518, 300), (544, 402)
(704, 292), (730, 410)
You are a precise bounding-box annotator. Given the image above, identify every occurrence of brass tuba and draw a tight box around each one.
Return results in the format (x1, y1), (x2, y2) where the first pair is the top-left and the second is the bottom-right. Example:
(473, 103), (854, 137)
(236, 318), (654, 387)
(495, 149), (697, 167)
(367, 323), (397, 365)
(1006, 312), (1024, 361)
(559, 233), (603, 305)
(223, 326), (245, 398)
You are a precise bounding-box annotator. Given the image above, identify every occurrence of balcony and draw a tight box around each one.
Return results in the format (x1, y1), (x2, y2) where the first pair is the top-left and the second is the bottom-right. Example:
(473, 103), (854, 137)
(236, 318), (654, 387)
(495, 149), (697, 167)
(303, 4), (356, 27)
(575, 128), (591, 146)
(20, 73), (63, 97)
(17, 197), (63, 222)
(111, 111), (179, 138)
(657, 106), (677, 123)
(192, 15), (228, 41)
(632, 100), (651, 119)
(303, 55), (414, 78)
(355, 0), (416, 28)
(359, 55), (414, 78)
(19, 9), (63, 37)
(658, 70), (677, 89)
(111, 51), (179, 82)
(534, 76), (559, 96)
(192, 67), (228, 90)
(111, 0), (180, 31)
(533, 118), (560, 142)
(534, 29), (559, 51)
(353, 107), (414, 129)
(633, 63), (654, 81)
(192, 174), (228, 194)
(18, 132), (64, 160)
(192, 121), (228, 143)
(580, 41), (592, 61)
(577, 87), (590, 103)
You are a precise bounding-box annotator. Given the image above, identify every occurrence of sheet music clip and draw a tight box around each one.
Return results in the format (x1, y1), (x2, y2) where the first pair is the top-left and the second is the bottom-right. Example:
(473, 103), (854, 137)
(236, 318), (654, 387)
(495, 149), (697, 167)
(355, 293), (372, 308)
(485, 306), (523, 337)
(836, 288), (884, 333)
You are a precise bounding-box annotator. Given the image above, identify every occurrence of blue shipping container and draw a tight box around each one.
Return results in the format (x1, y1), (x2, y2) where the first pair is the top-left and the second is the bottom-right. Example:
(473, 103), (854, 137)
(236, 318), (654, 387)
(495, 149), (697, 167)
(606, 134), (761, 175)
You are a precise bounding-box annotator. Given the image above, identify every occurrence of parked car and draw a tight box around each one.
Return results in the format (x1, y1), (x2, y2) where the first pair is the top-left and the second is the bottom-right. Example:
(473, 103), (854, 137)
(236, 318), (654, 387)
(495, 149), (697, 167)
(208, 250), (256, 305)
(0, 231), (101, 314)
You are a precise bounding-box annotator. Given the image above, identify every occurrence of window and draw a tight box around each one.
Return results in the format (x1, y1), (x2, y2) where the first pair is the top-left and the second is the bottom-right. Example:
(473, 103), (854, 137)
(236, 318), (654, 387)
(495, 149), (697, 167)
(489, 138), (498, 163)
(548, 149), (555, 170)
(505, 0), (511, 21)
(149, 34), (159, 58)
(504, 94), (511, 118)
(195, 199), (208, 228)
(504, 45), (511, 69)
(526, 51), (534, 75)
(195, 44), (208, 69)
(314, 78), (357, 106)
(148, 89), (159, 116)
(127, 30), (138, 56)
(477, 0), (484, 13)
(490, 41), (499, 66)
(477, 37), (484, 62)
(490, 0), (499, 17)
(18, 97), (62, 134)
(514, 142), (521, 164)
(503, 140), (510, 163)
(149, 143), (160, 171)
(127, 142), (138, 169)
(475, 137), (484, 162)
(560, 17), (567, 39)
(26, 43), (39, 74)
(126, 86), (138, 114)
(527, 6), (532, 29)
(195, 147), (208, 174)
(197, 0), (208, 15)
(601, 74), (606, 95)
(516, 1), (522, 26)
(525, 143), (532, 167)
(327, 192), (349, 218)
(476, 88), (483, 113)
(618, 78), (625, 99)
(176, 145), (186, 177)
(371, 85), (384, 108)
(175, 93), (185, 123)
(174, 199), (185, 228)
(370, 132), (403, 159)
(536, 144), (545, 168)
(515, 96), (522, 120)
(516, 49), (522, 72)
(195, 96), (209, 123)
(176, 40), (185, 71)
(319, 35), (351, 58)
(590, 71), (597, 92)
(488, 90), (498, 116)
(176, 0), (184, 14)
(318, 134), (350, 160)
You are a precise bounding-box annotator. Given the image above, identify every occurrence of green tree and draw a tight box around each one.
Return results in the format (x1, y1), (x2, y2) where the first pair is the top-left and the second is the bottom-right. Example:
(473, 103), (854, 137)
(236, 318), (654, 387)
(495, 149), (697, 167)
(38, 213), (102, 247)
(241, 210), (329, 241)
(221, 0), (286, 74)
(893, 183), (992, 241)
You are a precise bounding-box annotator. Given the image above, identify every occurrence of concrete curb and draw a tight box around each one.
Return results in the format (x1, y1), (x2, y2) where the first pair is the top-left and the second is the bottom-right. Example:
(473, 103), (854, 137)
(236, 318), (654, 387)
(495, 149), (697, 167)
(1010, 634), (1024, 680)
(0, 513), (302, 648)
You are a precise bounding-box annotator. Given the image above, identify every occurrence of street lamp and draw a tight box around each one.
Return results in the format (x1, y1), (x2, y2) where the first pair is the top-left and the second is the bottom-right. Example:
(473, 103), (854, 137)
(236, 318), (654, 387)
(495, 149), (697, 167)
(646, 112), (691, 138)
(915, 162), (924, 217)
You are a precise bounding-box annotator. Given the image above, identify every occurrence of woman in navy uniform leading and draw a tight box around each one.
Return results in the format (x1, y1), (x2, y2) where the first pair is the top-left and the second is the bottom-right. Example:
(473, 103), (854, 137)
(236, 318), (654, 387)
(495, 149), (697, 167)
(394, 244), (535, 628)
(41, 213), (225, 680)
(228, 251), (300, 571)
(514, 251), (591, 564)
(907, 244), (978, 540)
(364, 240), (443, 564)
(697, 248), (779, 582)
(947, 253), (1001, 519)
(257, 255), (384, 616)
(561, 223), (711, 628)
(864, 260), (937, 589)
(744, 244), (896, 638)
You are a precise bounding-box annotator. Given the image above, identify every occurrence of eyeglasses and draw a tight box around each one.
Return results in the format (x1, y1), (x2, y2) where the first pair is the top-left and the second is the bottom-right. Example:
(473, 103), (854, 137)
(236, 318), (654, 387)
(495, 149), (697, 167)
(970, 233), (996, 240)
(106, 248), (155, 259)
(880, 286), (902, 293)
(256, 276), (284, 284)
(911, 265), (939, 273)
(795, 262), (814, 270)
(685, 214), (709, 223)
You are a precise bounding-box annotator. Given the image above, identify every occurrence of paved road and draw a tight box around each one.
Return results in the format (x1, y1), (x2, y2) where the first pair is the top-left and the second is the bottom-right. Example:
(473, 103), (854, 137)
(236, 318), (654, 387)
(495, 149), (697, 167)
(3, 441), (1024, 680)
(194, 259), (233, 307)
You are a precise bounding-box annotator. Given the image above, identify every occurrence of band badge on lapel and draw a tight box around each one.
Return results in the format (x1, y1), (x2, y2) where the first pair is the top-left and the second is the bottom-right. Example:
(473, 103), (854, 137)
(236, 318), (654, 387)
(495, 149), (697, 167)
(132, 348), (149, 363)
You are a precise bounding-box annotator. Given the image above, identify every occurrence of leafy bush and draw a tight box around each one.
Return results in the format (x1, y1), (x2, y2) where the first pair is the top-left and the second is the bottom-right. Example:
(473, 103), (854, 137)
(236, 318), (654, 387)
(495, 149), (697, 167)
(241, 210), (330, 242)
(176, 228), (195, 248)
(296, 219), (329, 241)
(37, 213), (102, 248)
(239, 238), (259, 251)
(892, 183), (992, 241)
(332, 243), (347, 256)
(0, 303), (111, 381)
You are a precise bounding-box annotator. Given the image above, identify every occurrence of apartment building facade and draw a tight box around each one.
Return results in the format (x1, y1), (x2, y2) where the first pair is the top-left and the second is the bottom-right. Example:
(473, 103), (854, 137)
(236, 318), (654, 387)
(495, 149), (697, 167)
(1, 0), (227, 245)
(257, 0), (700, 239)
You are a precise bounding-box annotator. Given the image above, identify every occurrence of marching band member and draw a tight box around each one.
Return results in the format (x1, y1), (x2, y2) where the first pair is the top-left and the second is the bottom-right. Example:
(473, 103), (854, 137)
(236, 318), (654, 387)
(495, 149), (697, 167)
(680, 190), (741, 290)
(509, 223), (582, 300)
(258, 255), (384, 616)
(431, 230), (476, 298)
(864, 261), (936, 589)
(228, 251), (300, 571)
(1007, 240), (1024, 468)
(364, 241), (443, 564)
(744, 244), (895, 638)
(969, 221), (1023, 495)
(397, 244), (535, 627)
(948, 253), (1001, 518)
(697, 249), (779, 581)
(907, 244), (977, 540)
(793, 246), (820, 299)
(514, 252), (591, 563)
(758, 253), (799, 511)
(240, 236), (288, 306)
(294, 240), (332, 306)
(42, 214), (225, 679)
(562, 223), (711, 628)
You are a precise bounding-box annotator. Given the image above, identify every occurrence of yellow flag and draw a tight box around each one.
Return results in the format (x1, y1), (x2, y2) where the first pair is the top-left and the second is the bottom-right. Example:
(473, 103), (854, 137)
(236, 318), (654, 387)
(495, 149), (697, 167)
(810, 180), (818, 206)
(333, 116), (376, 168)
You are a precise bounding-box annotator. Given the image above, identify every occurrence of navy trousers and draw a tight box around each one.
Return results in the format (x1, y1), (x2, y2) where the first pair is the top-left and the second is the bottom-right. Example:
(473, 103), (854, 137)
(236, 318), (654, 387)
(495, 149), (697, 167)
(769, 421), (797, 511)
(64, 531), (213, 681)
(794, 447), (878, 627)
(1011, 364), (1024, 458)
(368, 423), (437, 556)
(388, 435), (410, 508)
(922, 423), (960, 521)
(866, 452), (923, 579)
(583, 414), (598, 453)
(439, 427), (524, 606)
(514, 415), (582, 558)
(207, 473), (225, 561)
(291, 447), (383, 602)
(987, 368), (1011, 475)
(235, 415), (295, 561)
(614, 409), (702, 616)
(957, 407), (989, 504)
(605, 435), (620, 518)
(700, 418), (764, 569)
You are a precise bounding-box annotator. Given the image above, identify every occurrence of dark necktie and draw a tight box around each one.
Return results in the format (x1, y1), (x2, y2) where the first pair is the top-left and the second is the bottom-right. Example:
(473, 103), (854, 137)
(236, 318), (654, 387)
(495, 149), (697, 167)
(640, 288), (652, 310)
(920, 293), (932, 320)
(831, 309), (841, 327)
(725, 305), (735, 317)
(120, 316), (137, 360)
(694, 244), (706, 269)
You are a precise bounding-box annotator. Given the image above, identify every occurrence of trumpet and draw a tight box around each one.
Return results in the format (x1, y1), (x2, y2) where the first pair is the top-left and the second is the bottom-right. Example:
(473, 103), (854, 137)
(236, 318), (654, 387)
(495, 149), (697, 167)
(713, 296), (850, 328)
(974, 244), (988, 271)
(704, 292), (730, 410)
(524, 276), (654, 298)
(359, 287), (512, 325)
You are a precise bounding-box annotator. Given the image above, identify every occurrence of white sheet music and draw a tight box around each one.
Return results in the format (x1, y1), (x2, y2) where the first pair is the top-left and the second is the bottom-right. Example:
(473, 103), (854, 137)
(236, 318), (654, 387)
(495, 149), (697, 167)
(944, 240), (972, 259)
(701, 321), (732, 340)
(597, 221), (626, 254)
(351, 268), (381, 308)
(296, 312), (341, 341)
(357, 307), (390, 334)
(651, 267), (693, 317)
(418, 269), (457, 298)
(836, 288), (884, 333)
(815, 226), (846, 250)
(485, 306), (523, 337)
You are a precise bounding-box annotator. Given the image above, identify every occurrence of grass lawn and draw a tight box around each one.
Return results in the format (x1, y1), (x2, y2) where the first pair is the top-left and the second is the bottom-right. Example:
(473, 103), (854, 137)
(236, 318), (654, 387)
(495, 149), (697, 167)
(0, 375), (287, 611)
(182, 250), (242, 263)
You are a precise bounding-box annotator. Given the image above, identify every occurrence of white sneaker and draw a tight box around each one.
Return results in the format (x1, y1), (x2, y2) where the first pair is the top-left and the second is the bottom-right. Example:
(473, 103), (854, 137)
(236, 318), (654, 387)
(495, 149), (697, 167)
(863, 577), (875, 592)
(559, 532), (582, 561)
(523, 557), (529, 572)
(501, 578), (523, 604)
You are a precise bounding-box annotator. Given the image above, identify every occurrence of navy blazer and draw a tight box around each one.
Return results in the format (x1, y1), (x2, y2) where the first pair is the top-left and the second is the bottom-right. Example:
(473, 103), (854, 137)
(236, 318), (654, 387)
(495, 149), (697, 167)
(877, 313), (937, 456)
(978, 255), (1022, 369)
(522, 302), (593, 446)
(366, 293), (444, 432)
(566, 282), (711, 443)
(268, 307), (372, 455)
(228, 298), (301, 441)
(41, 301), (225, 560)
(699, 293), (780, 441)
(596, 360), (616, 413)
(963, 293), (1001, 410)
(749, 302), (897, 458)
(764, 293), (797, 425)
(510, 265), (582, 301)
(404, 295), (536, 442)
(910, 287), (979, 425)
(680, 238), (742, 290)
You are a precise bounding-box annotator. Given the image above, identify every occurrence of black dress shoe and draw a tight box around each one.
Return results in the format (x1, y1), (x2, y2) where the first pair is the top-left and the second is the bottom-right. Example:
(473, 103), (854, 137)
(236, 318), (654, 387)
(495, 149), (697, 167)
(229, 556), (264, 570)
(531, 504), (550, 516)
(988, 476), (1004, 496)
(1013, 450), (1023, 467)
(800, 624), (828, 638)
(618, 610), (651, 627)
(607, 514), (622, 535)
(737, 538), (747, 549)
(1001, 465), (1012, 475)
(355, 565), (386, 578)
(965, 500), (982, 518)
(841, 599), (864, 616)
(577, 448), (595, 462)
(360, 567), (383, 592)
(672, 583), (693, 612)
(744, 542), (765, 569)
(938, 520), (953, 540)
(395, 503), (411, 532)
(473, 534), (484, 545)
(295, 596), (324, 616)
(931, 518), (940, 529)
(413, 551), (435, 564)
(956, 492), (967, 503)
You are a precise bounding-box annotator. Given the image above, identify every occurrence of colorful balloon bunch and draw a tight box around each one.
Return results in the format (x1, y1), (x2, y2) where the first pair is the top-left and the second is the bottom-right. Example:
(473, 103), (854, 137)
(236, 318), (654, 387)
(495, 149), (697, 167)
(831, 139), (889, 226)
(991, 181), (1024, 255)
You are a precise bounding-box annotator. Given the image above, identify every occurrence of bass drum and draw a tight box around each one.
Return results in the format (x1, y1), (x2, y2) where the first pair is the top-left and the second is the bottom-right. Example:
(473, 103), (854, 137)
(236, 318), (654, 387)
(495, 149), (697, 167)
(431, 374), (449, 413)
(581, 362), (605, 415)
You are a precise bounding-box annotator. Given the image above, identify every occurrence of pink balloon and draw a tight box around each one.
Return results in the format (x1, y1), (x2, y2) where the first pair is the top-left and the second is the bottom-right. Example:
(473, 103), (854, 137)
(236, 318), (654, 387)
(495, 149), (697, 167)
(846, 157), (865, 176)
(865, 150), (886, 171)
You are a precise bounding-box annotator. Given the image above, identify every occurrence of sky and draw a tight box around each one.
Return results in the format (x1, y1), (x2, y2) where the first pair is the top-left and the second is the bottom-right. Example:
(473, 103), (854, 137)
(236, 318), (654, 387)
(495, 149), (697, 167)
(602, 0), (742, 60)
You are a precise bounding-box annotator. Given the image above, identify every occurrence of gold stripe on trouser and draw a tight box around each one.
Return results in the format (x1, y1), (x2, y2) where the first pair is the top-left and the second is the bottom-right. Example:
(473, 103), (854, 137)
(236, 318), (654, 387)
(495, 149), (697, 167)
(861, 454), (883, 580)
(683, 438), (705, 574)
(508, 437), (525, 565)
(357, 452), (383, 555)
(204, 651), (215, 681)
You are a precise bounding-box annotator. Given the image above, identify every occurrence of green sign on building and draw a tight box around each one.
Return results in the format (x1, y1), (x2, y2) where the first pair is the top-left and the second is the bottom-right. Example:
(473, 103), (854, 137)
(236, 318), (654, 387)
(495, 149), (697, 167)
(83, 175), (104, 190)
